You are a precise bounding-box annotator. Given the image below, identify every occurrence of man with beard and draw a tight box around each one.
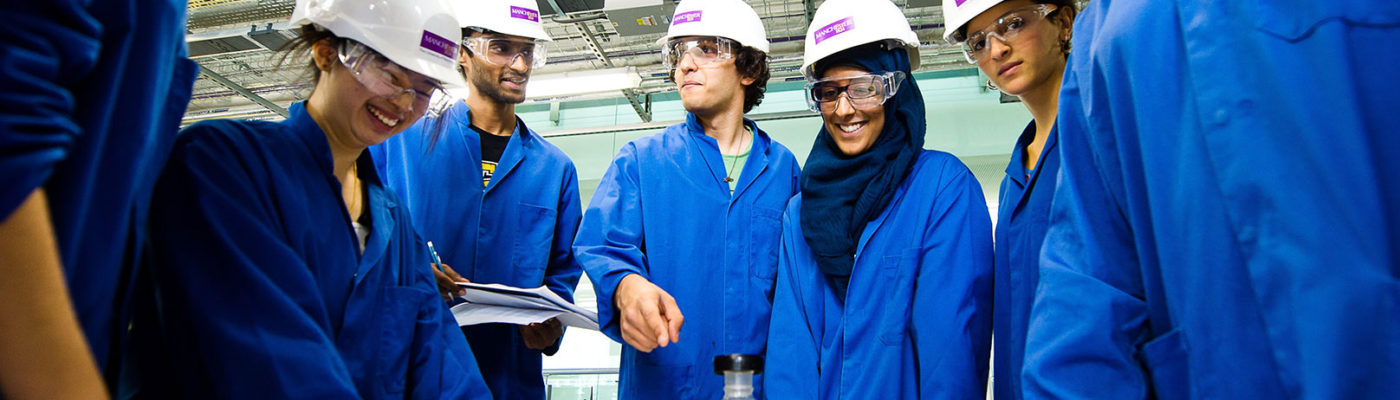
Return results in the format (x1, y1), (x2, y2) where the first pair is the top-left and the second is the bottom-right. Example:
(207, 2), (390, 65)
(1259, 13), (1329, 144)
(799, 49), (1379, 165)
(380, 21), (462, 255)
(370, 1), (582, 398)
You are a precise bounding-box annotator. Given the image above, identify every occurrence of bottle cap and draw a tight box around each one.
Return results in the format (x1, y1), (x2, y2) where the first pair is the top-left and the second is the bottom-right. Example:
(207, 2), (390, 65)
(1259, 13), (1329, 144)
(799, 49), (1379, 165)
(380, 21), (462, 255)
(713, 354), (764, 374)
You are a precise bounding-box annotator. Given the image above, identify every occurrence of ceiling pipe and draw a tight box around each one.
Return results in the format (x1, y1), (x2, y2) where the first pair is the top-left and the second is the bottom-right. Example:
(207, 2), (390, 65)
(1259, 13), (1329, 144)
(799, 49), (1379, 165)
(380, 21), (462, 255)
(198, 64), (289, 118)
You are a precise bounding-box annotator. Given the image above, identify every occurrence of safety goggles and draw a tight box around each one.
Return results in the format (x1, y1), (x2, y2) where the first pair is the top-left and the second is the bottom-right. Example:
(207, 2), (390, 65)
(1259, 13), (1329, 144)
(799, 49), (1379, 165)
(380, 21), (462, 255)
(662, 36), (735, 70)
(950, 4), (1058, 63)
(338, 41), (454, 118)
(804, 71), (906, 112)
(462, 36), (548, 69)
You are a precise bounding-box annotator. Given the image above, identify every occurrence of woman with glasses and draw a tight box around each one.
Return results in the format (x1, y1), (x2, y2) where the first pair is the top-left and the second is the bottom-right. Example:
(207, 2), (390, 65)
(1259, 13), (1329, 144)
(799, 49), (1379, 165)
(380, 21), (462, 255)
(940, 0), (1075, 398)
(128, 0), (491, 397)
(764, 0), (993, 398)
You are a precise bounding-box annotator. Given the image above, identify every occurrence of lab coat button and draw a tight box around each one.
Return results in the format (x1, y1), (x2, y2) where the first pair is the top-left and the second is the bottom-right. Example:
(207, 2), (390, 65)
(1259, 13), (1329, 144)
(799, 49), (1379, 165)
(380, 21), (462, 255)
(1213, 108), (1230, 125)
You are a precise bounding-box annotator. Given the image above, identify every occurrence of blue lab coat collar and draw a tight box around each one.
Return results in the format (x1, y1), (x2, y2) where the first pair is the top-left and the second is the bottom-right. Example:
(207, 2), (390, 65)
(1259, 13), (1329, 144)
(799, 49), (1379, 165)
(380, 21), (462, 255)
(450, 104), (539, 193)
(1004, 120), (1059, 188)
(280, 102), (398, 286)
(681, 112), (774, 199)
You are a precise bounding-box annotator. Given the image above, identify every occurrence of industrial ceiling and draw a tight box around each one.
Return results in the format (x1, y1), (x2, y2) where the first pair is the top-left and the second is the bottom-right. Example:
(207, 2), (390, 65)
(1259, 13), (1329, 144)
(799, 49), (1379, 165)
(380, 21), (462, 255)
(182, 0), (969, 126)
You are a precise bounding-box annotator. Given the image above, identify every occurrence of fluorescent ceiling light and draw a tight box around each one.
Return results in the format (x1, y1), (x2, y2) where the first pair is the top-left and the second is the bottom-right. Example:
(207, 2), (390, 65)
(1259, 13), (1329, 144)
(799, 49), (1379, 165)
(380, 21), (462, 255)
(441, 66), (644, 103)
(525, 67), (643, 100)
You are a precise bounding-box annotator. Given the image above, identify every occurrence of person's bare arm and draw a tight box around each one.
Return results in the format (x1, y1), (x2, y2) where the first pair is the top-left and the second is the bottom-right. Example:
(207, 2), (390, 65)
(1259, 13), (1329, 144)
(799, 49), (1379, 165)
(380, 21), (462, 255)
(0, 189), (108, 399)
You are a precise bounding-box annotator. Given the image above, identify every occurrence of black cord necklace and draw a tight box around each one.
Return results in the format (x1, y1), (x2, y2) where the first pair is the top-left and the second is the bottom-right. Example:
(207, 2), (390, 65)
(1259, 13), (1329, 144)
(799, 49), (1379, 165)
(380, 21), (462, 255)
(724, 127), (750, 183)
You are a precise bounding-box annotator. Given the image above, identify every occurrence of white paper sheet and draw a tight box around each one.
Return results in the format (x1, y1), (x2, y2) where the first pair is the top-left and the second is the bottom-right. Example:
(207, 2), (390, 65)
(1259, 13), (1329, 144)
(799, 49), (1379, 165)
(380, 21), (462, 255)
(450, 303), (563, 326)
(450, 282), (601, 330)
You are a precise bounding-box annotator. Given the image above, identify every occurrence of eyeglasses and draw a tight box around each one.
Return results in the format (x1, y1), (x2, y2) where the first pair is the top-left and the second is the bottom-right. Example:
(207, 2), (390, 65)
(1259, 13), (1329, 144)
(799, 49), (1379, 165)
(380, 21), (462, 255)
(804, 71), (906, 112)
(462, 36), (548, 68)
(950, 4), (1058, 63)
(662, 36), (735, 70)
(338, 41), (454, 118)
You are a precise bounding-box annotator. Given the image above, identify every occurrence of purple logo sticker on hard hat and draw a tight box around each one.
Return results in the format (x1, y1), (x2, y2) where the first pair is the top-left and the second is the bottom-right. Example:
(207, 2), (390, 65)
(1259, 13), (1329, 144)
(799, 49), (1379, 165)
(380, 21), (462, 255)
(955, 0), (968, 6)
(420, 30), (457, 59)
(813, 17), (855, 45)
(673, 10), (702, 25)
(510, 6), (540, 22)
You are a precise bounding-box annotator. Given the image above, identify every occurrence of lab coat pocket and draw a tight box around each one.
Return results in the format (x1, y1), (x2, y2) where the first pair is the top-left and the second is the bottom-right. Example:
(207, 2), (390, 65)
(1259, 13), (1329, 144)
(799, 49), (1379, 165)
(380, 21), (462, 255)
(879, 249), (918, 346)
(749, 206), (783, 281)
(1138, 329), (1191, 400)
(378, 285), (430, 395)
(626, 354), (695, 397)
(513, 203), (557, 284)
(1251, 0), (1400, 40)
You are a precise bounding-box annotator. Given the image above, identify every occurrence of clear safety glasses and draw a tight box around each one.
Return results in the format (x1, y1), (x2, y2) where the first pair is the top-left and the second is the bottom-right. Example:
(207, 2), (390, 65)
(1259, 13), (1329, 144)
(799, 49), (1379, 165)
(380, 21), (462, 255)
(662, 36), (736, 70)
(804, 71), (906, 112)
(950, 4), (1058, 63)
(338, 41), (454, 118)
(462, 36), (548, 69)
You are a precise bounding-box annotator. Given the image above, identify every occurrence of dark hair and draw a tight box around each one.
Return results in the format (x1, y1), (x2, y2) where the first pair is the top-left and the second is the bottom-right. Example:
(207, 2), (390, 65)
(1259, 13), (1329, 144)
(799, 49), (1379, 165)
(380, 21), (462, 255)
(734, 46), (770, 113)
(276, 25), (346, 83)
(1041, 0), (1078, 53)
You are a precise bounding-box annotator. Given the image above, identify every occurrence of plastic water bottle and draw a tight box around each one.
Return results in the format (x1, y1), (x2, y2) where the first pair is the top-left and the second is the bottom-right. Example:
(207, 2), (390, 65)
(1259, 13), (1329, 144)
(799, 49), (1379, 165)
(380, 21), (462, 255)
(714, 354), (763, 400)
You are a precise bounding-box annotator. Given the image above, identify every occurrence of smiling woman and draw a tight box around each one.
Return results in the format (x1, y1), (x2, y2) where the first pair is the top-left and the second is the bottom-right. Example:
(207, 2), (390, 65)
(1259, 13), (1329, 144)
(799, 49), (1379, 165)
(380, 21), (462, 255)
(125, 0), (493, 398)
(763, 1), (995, 399)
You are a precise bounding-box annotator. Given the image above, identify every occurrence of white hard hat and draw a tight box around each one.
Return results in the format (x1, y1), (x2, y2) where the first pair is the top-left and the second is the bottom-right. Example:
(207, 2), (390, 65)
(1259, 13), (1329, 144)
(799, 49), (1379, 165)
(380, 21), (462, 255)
(457, 0), (552, 41)
(800, 0), (920, 80)
(290, 0), (466, 88)
(941, 0), (1003, 42)
(657, 0), (770, 53)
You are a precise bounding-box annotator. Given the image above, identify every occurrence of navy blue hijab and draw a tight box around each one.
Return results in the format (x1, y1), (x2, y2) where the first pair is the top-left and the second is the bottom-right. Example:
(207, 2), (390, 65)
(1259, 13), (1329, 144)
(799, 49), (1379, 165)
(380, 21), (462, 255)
(799, 42), (925, 300)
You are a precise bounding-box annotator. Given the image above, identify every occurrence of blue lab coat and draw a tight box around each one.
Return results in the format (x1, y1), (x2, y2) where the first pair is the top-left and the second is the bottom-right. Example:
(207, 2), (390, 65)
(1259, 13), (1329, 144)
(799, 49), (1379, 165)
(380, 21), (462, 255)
(139, 102), (491, 399)
(991, 122), (1059, 400)
(371, 103), (583, 399)
(766, 150), (994, 400)
(574, 114), (800, 399)
(0, 0), (195, 374)
(1024, 0), (1400, 398)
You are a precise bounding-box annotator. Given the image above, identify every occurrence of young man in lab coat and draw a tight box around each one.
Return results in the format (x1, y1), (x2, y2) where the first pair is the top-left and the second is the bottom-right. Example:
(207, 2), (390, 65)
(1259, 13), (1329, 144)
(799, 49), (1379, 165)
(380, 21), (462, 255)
(573, 0), (801, 398)
(371, 1), (582, 398)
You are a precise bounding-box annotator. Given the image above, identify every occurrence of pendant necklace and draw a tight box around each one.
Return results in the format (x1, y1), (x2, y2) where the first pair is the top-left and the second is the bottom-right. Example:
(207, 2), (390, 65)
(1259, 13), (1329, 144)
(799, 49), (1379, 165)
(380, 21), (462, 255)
(724, 127), (749, 183)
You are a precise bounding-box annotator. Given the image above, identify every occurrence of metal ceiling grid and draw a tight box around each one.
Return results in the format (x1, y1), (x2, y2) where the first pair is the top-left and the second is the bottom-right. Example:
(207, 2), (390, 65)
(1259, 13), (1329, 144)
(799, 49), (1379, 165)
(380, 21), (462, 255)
(182, 0), (969, 125)
(188, 0), (296, 31)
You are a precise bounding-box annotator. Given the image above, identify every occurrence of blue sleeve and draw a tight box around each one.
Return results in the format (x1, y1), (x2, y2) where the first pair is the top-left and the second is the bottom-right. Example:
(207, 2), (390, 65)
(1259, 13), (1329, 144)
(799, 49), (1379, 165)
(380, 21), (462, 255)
(148, 126), (361, 398)
(571, 143), (647, 342)
(404, 235), (493, 399)
(424, 302), (493, 399)
(912, 163), (993, 398)
(1021, 39), (1152, 398)
(0, 2), (98, 215)
(763, 203), (820, 400)
(541, 161), (584, 355)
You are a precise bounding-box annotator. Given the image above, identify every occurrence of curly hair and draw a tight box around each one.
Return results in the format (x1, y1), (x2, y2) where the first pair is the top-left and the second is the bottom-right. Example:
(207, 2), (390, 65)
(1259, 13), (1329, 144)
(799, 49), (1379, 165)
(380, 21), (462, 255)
(733, 46), (770, 113)
(669, 42), (771, 114)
